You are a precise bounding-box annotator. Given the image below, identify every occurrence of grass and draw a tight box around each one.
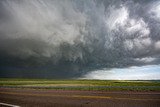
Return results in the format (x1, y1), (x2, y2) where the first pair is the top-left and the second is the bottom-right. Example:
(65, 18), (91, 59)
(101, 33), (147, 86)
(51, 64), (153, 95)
(0, 78), (160, 91)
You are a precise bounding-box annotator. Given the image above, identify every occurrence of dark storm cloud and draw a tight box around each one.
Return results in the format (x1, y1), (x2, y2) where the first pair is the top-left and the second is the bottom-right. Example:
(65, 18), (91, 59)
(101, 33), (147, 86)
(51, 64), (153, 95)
(0, 0), (160, 78)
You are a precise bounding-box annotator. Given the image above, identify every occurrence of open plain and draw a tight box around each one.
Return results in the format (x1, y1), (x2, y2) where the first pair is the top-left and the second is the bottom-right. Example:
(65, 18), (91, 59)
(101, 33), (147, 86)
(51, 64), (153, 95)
(0, 79), (160, 107)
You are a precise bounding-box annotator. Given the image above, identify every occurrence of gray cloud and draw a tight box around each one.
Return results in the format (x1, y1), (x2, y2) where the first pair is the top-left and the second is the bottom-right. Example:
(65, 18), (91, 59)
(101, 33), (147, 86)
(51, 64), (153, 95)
(0, 0), (160, 78)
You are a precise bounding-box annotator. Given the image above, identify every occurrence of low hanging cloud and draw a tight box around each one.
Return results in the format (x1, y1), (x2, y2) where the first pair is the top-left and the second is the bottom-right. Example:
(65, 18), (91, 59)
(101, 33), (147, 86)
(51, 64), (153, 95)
(0, 0), (160, 78)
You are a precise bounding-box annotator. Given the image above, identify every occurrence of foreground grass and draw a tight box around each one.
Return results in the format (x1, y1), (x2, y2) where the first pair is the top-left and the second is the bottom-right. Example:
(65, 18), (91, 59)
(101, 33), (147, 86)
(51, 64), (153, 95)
(0, 78), (160, 91)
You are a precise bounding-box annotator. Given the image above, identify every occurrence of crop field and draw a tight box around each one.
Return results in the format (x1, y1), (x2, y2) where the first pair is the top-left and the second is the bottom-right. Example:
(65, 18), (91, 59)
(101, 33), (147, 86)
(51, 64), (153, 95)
(0, 78), (160, 91)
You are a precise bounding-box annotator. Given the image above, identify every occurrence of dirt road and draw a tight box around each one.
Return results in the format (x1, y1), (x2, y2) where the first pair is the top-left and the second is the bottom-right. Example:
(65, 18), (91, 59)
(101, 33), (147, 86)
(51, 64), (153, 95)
(0, 88), (159, 107)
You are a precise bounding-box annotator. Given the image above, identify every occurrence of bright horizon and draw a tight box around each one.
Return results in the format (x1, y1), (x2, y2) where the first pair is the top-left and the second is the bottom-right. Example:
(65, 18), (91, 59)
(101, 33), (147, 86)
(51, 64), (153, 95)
(82, 64), (160, 80)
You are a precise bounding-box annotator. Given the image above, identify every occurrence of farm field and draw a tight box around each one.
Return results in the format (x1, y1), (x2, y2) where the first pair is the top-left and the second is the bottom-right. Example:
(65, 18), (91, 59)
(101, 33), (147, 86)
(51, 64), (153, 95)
(0, 78), (160, 91)
(0, 79), (160, 107)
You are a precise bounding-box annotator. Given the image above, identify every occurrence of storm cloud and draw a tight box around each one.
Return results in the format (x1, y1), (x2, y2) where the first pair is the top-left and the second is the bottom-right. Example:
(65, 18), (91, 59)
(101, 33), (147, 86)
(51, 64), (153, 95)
(0, 0), (160, 78)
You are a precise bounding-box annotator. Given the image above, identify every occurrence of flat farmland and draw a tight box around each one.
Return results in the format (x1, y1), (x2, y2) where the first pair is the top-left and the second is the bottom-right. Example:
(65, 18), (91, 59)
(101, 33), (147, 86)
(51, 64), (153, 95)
(0, 78), (160, 91)
(0, 79), (160, 107)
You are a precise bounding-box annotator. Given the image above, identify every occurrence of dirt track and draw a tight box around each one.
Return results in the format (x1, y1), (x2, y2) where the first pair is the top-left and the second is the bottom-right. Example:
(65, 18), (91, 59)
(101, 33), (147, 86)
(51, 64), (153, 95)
(0, 88), (160, 107)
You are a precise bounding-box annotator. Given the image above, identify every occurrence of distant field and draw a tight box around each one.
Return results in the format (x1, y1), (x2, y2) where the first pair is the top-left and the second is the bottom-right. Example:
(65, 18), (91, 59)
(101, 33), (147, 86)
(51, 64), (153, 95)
(0, 78), (160, 91)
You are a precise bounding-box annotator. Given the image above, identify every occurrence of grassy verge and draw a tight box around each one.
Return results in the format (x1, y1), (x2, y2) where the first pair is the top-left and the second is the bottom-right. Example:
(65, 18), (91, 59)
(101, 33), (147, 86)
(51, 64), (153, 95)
(0, 78), (160, 91)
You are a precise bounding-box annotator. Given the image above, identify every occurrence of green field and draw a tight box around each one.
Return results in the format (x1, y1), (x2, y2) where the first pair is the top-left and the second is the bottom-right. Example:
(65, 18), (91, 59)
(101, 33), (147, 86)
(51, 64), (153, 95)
(0, 78), (160, 91)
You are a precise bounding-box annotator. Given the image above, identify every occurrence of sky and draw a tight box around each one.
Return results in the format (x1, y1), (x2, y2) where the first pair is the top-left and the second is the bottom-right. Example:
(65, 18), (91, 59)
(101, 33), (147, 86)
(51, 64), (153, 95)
(0, 0), (160, 79)
(82, 65), (160, 80)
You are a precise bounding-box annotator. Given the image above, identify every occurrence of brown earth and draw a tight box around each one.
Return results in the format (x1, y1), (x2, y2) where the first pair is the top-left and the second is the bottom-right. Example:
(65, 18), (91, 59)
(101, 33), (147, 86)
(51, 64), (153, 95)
(0, 88), (160, 107)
